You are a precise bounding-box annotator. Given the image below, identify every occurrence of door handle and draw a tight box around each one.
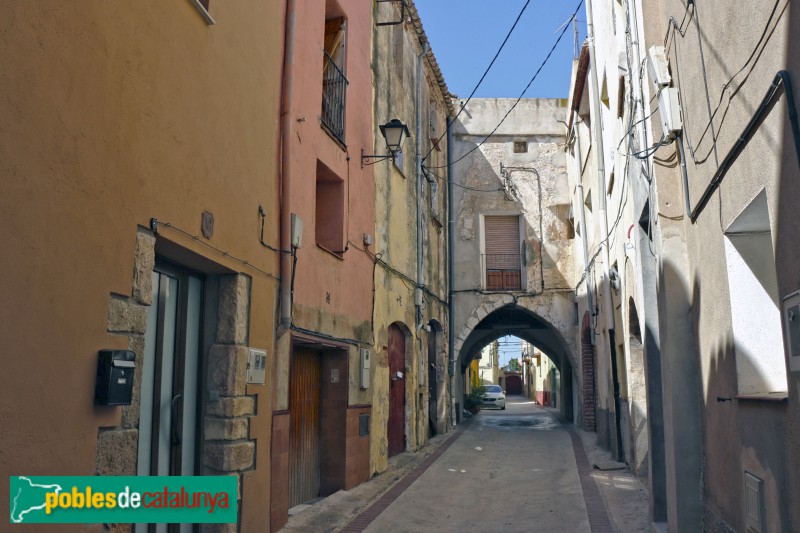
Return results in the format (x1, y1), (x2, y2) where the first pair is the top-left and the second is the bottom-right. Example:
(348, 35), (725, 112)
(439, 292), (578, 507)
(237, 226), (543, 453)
(171, 393), (182, 446)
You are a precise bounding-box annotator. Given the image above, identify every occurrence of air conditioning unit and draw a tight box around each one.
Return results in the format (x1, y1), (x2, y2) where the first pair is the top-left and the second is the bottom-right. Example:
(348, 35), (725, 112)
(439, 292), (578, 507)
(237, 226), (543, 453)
(658, 87), (683, 140)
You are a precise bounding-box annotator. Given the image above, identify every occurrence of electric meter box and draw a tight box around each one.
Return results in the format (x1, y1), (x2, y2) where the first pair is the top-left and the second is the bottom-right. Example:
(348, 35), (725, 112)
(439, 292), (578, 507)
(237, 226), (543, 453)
(247, 348), (268, 385)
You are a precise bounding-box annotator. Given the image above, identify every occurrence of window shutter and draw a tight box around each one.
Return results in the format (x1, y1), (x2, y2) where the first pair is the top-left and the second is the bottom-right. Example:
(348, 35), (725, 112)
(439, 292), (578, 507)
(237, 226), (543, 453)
(484, 216), (520, 256)
(324, 17), (346, 65)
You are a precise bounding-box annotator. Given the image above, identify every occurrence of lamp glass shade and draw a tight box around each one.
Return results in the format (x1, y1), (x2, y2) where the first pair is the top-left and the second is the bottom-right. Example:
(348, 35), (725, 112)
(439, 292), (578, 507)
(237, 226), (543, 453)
(379, 119), (410, 155)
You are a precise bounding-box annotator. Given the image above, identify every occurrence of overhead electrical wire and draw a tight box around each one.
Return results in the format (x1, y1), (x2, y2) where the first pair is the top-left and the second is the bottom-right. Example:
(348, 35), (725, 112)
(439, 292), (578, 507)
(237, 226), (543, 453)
(421, 0), (534, 164)
(422, 165), (504, 192)
(426, 0), (585, 170)
(670, 0), (786, 165)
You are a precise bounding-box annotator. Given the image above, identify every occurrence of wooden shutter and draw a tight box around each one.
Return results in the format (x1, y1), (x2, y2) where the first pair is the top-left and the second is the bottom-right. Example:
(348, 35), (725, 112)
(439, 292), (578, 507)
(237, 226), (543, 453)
(324, 17), (345, 65)
(485, 216), (521, 290)
(485, 216), (520, 256)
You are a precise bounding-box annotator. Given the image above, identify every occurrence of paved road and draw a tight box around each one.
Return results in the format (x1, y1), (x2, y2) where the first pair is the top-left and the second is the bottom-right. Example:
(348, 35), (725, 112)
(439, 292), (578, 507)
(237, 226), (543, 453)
(362, 397), (595, 533)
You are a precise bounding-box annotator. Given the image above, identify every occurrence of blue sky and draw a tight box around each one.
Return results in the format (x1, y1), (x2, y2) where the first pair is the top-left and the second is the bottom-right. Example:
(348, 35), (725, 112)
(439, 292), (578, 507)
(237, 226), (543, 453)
(415, 0), (586, 99)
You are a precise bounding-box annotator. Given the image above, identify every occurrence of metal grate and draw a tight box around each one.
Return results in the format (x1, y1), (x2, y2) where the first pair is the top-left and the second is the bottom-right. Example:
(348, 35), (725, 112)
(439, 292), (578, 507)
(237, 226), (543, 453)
(322, 51), (348, 144)
(484, 253), (521, 290)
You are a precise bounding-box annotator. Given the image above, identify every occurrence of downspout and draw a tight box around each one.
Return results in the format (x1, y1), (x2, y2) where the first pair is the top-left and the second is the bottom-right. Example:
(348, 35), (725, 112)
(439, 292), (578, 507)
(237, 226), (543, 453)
(573, 120), (594, 333)
(584, 0), (614, 334)
(279, 0), (297, 333)
(447, 115), (455, 426)
(624, 0), (649, 159)
(585, 0), (623, 459)
(416, 42), (429, 330)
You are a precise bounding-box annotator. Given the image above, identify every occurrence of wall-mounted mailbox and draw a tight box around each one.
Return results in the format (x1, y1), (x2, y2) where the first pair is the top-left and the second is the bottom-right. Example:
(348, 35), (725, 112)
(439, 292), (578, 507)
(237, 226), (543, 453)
(94, 349), (136, 406)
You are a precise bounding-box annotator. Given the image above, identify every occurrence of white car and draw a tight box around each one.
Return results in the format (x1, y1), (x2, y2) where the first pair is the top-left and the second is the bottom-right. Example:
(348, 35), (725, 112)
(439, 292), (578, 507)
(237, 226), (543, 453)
(482, 385), (506, 410)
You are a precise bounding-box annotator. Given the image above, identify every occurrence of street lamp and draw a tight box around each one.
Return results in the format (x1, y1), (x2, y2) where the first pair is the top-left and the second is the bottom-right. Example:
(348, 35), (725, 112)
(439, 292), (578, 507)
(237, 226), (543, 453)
(361, 118), (410, 167)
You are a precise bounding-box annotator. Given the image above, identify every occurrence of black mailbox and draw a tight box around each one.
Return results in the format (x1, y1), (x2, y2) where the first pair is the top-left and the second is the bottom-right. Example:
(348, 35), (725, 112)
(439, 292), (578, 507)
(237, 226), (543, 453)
(94, 349), (136, 406)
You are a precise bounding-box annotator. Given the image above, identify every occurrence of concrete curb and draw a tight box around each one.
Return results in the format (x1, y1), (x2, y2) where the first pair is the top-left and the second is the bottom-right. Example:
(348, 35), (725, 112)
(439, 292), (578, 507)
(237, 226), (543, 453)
(277, 422), (469, 533)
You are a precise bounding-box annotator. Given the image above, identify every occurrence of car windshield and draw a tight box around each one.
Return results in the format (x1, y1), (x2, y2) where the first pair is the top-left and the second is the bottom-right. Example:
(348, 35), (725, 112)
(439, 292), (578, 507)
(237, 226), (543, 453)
(486, 385), (502, 393)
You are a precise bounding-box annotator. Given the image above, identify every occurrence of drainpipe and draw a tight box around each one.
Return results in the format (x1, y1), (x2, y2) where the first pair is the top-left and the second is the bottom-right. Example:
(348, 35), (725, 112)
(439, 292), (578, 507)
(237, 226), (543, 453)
(624, 0), (649, 159)
(447, 115), (455, 427)
(415, 42), (428, 330)
(278, 0), (297, 333)
(573, 119), (594, 335)
(585, 0), (623, 459)
(584, 0), (614, 333)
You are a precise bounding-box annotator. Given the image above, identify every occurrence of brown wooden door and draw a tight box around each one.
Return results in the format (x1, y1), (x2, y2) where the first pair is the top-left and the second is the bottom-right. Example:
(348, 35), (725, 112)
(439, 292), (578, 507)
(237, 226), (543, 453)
(289, 347), (321, 507)
(387, 324), (406, 457)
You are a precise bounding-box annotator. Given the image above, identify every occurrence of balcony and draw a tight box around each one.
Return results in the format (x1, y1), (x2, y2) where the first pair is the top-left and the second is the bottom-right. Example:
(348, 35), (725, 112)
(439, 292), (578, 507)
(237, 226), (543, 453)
(484, 253), (521, 291)
(322, 51), (348, 145)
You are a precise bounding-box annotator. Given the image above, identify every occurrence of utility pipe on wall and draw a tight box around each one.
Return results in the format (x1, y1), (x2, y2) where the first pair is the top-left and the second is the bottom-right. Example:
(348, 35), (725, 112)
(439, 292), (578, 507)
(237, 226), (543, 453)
(573, 120), (594, 331)
(416, 42), (429, 331)
(584, 0), (615, 334)
(279, 0), (297, 332)
(585, 0), (624, 460)
(447, 115), (455, 427)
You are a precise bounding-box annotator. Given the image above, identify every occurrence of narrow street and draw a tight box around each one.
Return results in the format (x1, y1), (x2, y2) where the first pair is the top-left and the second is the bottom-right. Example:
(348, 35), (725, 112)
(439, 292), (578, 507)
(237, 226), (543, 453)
(329, 397), (650, 533)
(363, 397), (590, 532)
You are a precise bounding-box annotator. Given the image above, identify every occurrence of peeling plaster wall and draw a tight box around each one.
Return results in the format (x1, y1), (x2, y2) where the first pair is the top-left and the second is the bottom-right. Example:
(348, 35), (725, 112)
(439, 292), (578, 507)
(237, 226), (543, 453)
(369, 1), (452, 476)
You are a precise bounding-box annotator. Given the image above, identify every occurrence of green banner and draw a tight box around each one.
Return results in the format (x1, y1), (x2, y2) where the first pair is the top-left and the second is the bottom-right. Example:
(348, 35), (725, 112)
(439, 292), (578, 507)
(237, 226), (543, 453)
(9, 476), (237, 524)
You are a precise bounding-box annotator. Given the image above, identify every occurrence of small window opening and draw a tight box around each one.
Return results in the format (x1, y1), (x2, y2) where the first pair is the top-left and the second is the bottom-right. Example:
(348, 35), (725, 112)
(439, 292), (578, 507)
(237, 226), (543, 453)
(315, 160), (345, 256)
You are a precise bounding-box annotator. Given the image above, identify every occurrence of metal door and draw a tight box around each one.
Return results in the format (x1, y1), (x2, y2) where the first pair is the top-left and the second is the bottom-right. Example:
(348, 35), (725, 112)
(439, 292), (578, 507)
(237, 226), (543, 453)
(136, 264), (203, 533)
(427, 330), (437, 436)
(289, 347), (321, 507)
(387, 324), (406, 457)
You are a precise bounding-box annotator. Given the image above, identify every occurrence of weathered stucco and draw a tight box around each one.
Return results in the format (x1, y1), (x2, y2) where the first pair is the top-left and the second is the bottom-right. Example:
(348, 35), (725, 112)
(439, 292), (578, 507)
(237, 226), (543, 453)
(368, 0), (452, 476)
(451, 98), (578, 421)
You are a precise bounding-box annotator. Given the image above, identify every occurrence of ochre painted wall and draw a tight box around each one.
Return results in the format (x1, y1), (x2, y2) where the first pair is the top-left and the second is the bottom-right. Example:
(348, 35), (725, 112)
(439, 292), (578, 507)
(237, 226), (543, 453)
(0, 1), (283, 529)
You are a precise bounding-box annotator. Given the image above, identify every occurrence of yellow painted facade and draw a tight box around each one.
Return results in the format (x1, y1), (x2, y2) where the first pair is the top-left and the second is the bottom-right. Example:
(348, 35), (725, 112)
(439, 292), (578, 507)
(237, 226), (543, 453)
(368, 0), (453, 474)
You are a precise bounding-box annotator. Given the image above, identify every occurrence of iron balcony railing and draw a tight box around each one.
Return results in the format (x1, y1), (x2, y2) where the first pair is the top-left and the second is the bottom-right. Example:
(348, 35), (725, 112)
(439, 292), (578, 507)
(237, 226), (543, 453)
(322, 51), (348, 144)
(483, 253), (521, 291)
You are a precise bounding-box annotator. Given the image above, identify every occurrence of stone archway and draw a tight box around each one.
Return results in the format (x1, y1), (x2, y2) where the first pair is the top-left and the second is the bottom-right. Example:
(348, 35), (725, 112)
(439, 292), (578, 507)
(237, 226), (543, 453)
(452, 293), (578, 422)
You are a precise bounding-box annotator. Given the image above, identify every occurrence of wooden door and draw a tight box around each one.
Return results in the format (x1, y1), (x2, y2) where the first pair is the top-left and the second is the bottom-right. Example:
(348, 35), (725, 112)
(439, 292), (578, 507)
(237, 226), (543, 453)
(289, 347), (321, 507)
(387, 324), (406, 457)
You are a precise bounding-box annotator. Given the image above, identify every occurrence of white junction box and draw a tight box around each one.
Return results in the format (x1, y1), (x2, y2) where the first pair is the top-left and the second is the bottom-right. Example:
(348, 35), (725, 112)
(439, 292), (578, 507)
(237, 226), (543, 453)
(247, 348), (267, 385)
(360, 348), (370, 389)
(783, 290), (800, 372)
(290, 213), (303, 249)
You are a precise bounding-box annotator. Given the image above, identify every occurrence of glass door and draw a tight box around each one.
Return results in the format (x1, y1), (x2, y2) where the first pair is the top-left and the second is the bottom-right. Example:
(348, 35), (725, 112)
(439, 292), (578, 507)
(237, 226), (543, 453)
(136, 262), (203, 533)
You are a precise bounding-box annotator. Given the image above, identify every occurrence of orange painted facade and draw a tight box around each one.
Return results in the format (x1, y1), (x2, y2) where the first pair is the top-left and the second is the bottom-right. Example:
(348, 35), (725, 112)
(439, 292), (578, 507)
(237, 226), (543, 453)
(270, 0), (376, 528)
(1, 1), (283, 530)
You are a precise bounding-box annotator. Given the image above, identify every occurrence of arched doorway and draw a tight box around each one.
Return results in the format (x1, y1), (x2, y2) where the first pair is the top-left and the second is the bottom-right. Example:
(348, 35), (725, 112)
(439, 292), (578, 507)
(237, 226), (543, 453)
(387, 323), (407, 457)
